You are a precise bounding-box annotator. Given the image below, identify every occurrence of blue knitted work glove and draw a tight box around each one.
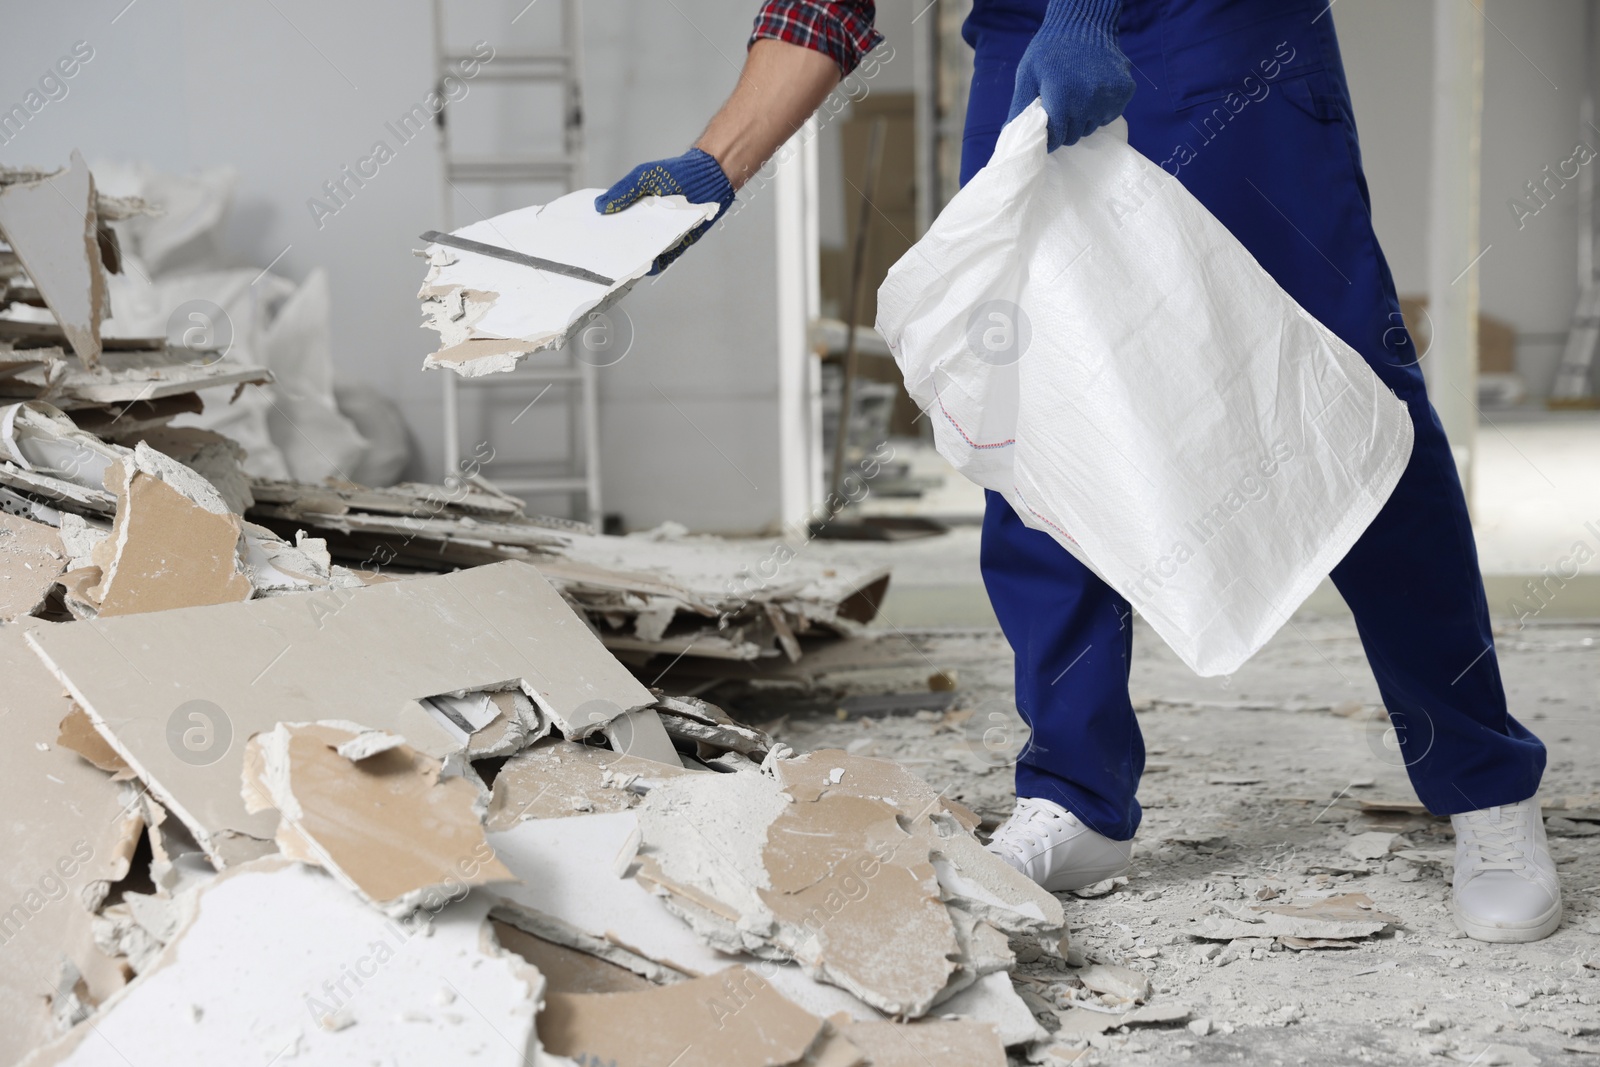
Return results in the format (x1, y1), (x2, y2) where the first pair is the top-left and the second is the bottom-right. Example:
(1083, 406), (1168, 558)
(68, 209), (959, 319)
(594, 148), (735, 274)
(1007, 0), (1135, 152)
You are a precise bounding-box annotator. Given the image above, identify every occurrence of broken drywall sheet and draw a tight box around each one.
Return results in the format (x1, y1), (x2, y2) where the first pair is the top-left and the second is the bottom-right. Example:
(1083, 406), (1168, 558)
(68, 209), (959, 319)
(836, 1018), (1006, 1067)
(490, 919), (656, 995)
(0, 151), (105, 367)
(633, 751), (1064, 1021)
(931, 972), (1047, 1048)
(537, 966), (828, 1067)
(489, 810), (729, 980)
(486, 738), (695, 828)
(22, 861), (547, 1067)
(417, 189), (720, 377)
(87, 453), (252, 617)
(0, 630), (144, 1067)
(0, 348), (273, 408)
(0, 509), (66, 621)
(488, 811), (888, 1026)
(128, 426), (253, 515)
(634, 760), (960, 1017)
(26, 560), (654, 867)
(241, 721), (512, 915)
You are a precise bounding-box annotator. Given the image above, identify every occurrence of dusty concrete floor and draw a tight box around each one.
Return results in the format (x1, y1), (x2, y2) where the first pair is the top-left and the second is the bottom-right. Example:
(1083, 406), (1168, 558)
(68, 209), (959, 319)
(713, 614), (1600, 1065)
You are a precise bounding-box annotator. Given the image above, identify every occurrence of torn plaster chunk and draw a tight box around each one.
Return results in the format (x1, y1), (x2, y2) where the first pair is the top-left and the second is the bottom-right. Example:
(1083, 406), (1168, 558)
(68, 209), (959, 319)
(87, 454), (252, 617)
(242, 721), (513, 916)
(837, 1019), (1007, 1067)
(23, 861), (546, 1066)
(331, 729), (405, 762)
(487, 738), (695, 828)
(57, 703), (134, 778)
(538, 966), (828, 1067)
(417, 190), (720, 378)
(0, 509), (66, 621)
(488, 810), (728, 979)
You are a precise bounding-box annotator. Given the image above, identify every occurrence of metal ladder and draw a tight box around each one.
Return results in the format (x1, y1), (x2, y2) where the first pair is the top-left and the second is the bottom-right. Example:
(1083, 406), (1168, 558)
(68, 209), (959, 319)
(430, 0), (603, 525)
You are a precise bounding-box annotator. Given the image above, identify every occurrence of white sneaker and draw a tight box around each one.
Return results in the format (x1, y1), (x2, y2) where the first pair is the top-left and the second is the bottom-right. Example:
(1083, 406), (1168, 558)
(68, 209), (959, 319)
(985, 797), (1133, 893)
(1450, 799), (1562, 943)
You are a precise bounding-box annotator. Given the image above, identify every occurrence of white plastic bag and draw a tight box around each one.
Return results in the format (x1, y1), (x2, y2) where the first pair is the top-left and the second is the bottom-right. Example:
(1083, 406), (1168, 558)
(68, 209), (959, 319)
(876, 103), (1413, 676)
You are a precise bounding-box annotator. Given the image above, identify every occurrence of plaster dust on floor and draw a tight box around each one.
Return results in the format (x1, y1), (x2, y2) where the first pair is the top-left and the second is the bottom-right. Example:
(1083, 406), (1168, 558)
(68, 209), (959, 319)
(721, 614), (1600, 1065)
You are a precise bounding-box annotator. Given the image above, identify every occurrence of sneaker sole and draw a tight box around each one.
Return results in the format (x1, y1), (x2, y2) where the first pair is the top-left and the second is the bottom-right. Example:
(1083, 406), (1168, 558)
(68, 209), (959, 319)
(1450, 897), (1563, 944)
(1039, 858), (1132, 895)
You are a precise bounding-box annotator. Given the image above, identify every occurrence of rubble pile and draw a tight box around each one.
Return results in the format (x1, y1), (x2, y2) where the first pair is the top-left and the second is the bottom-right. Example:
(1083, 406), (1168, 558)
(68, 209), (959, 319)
(0, 156), (1038, 1066)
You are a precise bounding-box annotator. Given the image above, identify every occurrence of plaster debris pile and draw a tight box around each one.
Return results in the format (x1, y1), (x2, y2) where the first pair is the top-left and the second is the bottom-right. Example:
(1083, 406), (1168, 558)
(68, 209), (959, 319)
(249, 481), (892, 665)
(2, 557), (1055, 1066)
(0, 156), (1034, 1067)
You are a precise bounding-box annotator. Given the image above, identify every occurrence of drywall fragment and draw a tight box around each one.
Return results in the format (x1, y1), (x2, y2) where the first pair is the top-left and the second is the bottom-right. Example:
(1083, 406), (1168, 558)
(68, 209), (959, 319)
(489, 810), (728, 979)
(28, 560), (653, 866)
(538, 966), (827, 1067)
(774, 751), (1061, 944)
(242, 721), (512, 915)
(0, 510), (66, 621)
(1189, 893), (1399, 943)
(837, 1019), (1006, 1067)
(1345, 831), (1401, 860)
(0, 401), (122, 510)
(1054, 1002), (1194, 1036)
(656, 694), (776, 761)
(57, 704), (133, 778)
(22, 861), (546, 1067)
(0, 349), (272, 407)
(601, 704), (684, 767)
(87, 454), (252, 617)
(238, 525), (358, 598)
(1075, 963), (1151, 1003)
(418, 190), (721, 377)
(487, 738), (694, 828)
(930, 972), (1045, 1047)
(0, 151), (105, 366)
(56, 514), (108, 569)
(491, 919), (655, 995)
(464, 689), (539, 758)
(331, 728), (404, 762)
(635, 757), (964, 1017)
(803, 1026), (868, 1067)
(131, 426), (253, 514)
(0, 629), (145, 1067)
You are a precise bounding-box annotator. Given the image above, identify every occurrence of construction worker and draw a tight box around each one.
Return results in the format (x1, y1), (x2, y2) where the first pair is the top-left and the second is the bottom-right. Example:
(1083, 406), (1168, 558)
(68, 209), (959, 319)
(596, 0), (1560, 943)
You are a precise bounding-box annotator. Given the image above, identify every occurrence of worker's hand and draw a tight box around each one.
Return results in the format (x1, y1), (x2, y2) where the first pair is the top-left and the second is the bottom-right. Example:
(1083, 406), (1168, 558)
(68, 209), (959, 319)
(1008, 0), (1135, 152)
(594, 148), (736, 274)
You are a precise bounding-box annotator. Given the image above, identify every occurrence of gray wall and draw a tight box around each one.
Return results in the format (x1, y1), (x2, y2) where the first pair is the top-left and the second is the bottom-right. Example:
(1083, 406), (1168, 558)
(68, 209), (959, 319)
(1335, 0), (1591, 395)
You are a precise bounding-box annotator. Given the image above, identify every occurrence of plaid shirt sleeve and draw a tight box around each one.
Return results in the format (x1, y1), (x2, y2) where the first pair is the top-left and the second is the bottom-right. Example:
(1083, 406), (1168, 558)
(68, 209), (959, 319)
(749, 1), (884, 76)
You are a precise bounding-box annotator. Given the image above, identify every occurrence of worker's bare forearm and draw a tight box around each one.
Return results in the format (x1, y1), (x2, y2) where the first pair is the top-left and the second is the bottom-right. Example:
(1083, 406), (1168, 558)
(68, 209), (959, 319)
(694, 39), (840, 191)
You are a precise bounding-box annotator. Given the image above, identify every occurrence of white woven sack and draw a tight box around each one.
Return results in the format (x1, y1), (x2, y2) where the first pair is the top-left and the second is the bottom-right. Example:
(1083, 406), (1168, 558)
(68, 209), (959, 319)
(877, 102), (1413, 676)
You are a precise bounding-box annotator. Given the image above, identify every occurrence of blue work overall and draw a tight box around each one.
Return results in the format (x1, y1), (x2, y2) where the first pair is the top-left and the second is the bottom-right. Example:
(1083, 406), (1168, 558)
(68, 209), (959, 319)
(960, 0), (1546, 840)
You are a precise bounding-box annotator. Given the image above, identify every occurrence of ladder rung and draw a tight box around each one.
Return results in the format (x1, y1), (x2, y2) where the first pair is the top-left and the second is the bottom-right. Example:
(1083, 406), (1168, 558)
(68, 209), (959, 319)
(485, 476), (592, 494)
(445, 51), (571, 80)
(446, 157), (575, 182)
